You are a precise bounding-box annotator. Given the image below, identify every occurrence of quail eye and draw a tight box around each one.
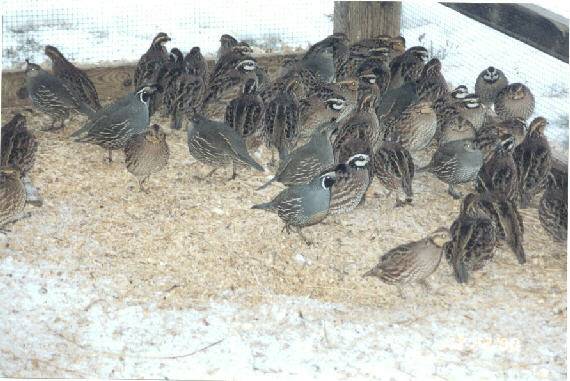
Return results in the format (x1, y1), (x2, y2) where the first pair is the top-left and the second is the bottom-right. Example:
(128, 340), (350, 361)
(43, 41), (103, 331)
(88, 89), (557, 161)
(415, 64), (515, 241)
(322, 176), (335, 189)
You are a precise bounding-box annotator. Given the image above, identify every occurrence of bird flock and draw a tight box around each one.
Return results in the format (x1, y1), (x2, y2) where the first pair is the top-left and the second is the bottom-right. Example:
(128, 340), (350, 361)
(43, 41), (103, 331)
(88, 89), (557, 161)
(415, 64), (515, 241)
(1, 31), (567, 296)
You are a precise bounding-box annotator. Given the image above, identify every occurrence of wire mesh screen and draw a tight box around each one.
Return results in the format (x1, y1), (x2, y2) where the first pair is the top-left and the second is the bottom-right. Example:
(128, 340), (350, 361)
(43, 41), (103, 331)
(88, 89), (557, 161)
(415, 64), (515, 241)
(2, 1), (568, 152)
(2, 0), (334, 69)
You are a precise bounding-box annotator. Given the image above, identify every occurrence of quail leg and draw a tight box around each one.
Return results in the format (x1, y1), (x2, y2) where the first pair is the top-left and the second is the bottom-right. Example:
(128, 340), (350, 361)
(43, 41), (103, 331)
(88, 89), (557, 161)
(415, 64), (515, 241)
(229, 163), (238, 181)
(397, 286), (412, 299)
(138, 176), (151, 194)
(104, 149), (113, 163)
(447, 184), (462, 199)
(205, 168), (218, 178)
(296, 227), (313, 246)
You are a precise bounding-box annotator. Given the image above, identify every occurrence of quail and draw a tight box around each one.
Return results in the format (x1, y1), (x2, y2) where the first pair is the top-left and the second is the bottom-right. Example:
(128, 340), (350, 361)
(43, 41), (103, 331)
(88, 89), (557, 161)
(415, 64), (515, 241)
(1, 113), (37, 177)
(539, 172), (568, 242)
(475, 117), (526, 154)
(476, 137), (518, 201)
(184, 46), (209, 85)
(225, 78), (265, 144)
(475, 66), (509, 106)
(216, 34), (239, 62)
(513, 117), (552, 208)
(257, 120), (337, 190)
(251, 171), (336, 244)
(355, 47), (392, 96)
(433, 85), (469, 134)
(156, 48), (185, 117)
(187, 114), (264, 179)
(438, 115), (476, 146)
(363, 227), (450, 297)
(298, 89), (347, 138)
(297, 34), (348, 83)
(455, 94), (486, 131)
(326, 153), (371, 215)
(375, 82), (419, 128)
(123, 124), (169, 193)
(388, 46), (428, 90)
(372, 141), (415, 206)
(444, 193), (497, 284)
(332, 91), (380, 164)
(0, 167), (27, 231)
(25, 60), (93, 131)
(202, 56), (262, 120)
(71, 85), (158, 162)
(133, 32), (171, 91)
(383, 100), (437, 153)
(420, 139), (483, 199)
(44, 45), (101, 112)
(494, 83), (535, 121)
(166, 53), (206, 130)
(415, 58), (449, 103)
(263, 77), (301, 161)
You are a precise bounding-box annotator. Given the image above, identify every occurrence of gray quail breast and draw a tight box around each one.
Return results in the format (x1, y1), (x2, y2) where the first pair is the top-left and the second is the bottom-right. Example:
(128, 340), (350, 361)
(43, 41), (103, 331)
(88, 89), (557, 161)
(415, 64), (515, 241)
(187, 114), (264, 179)
(372, 141), (415, 206)
(326, 154), (371, 215)
(44, 45), (101, 112)
(0, 167), (26, 230)
(513, 117), (552, 208)
(1, 113), (38, 177)
(475, 66), (509, 106)
(494, 83), (535, 121)
(124, 124), (169, 193)
(363, 227), (450, 296)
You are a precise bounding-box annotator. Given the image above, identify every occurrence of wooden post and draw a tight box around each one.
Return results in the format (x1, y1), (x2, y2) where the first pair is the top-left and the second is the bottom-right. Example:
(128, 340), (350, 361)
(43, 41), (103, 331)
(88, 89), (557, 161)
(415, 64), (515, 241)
(333, 1), (402, 43)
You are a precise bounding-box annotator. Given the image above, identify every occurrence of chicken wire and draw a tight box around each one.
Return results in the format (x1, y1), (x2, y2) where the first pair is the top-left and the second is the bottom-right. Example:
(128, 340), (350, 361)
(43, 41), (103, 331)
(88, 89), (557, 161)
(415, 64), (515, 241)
(2, 0), (568, 152)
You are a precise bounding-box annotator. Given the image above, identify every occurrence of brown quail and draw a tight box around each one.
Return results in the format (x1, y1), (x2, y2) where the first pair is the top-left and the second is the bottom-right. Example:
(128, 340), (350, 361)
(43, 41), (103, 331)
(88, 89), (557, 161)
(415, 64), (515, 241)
(326, 154), (371, 215)
(1, 113), (37, 177)
(475, 66), (509, 106)
(382, 100), (437, 153)
(494, 83), (535, 121)
(476, 137), (518, 201)
(371, 141), (415, 206)
(0, 167), (27, 231)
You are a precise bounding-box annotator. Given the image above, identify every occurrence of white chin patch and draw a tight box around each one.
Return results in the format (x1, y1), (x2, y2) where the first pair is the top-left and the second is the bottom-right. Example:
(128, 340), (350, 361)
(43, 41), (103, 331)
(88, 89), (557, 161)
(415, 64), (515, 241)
(332, 103), (344, 110)
(243, 64), (256, 71)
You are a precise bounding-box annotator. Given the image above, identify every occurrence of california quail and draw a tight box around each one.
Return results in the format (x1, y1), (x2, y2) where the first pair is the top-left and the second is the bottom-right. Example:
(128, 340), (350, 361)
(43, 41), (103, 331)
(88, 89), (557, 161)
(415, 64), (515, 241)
(124, 124), (169, 193)
(251, 171), (336, 244)
(363, 227), (450, 297)
(71, 85), (158, 162)
(166, 53), (206, 130)
(539, 171), (567, 242)
(420, 139), (483, 199)
(475, 117), (526, 154)
(416, 58), (449, 103)
(44, 45), (101, 112)
(25, 60), (93, 131)
(476, 137), (518, 201)
(494, 83), (535, 121)
(217, 34), (239, 62)
(388, 46), (428, 90)
(326, 153), (371, 215)
(225, 78), (265, 143)
(371, 141), (415, 206)
(187, 114), (264, 179)
(257, 120), (337, 190)
(133, 32), (170, 91)
(0, 167), (26, 231)
(475, 66), (509, 106)
(333, 92), (380, 164)
(1, 113), (37, 177)
(444, 193), (497, 284)
(383, 100), (437, 153)
(513, 117), (552, 208)
(263, 77), (301, 161)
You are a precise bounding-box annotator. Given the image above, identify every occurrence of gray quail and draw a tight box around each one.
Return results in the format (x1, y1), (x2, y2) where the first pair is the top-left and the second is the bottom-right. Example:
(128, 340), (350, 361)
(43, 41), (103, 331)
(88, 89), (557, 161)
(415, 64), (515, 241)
(494, 83), (535, 121)
(363, 227), (450, 297)
(388, 46), (428, 90)
(1, 113), (37, 177)
(420, 139), (483, 199)
(71, 85), (158, 162)
(257, 120), (337, 190)
(476, 137), (518, 201)
(187, 114), (264, 180)
(225, 78), (265, 143)
(371, 141), (415, 207)
(0, 167), (27, 231)
(25, 60), (93, 131)
(475, 66), (509, 106)
(444, 193), (497, 284)
(44, 45), (101, 112)
(252, 170), (336, 244)
(124, 124), (169, 193)
(513, 117), (552, 208)
(326, 154), (371, 215)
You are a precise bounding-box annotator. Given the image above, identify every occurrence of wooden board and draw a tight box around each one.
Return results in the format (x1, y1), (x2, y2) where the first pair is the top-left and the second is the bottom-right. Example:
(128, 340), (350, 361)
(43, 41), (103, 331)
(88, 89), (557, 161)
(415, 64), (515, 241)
(333, 1), (401, 43)
(1, 54), (293, 110)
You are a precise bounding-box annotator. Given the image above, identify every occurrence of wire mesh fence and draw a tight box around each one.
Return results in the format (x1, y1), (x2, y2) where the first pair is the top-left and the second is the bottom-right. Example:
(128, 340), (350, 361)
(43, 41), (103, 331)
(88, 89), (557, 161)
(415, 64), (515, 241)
(2, 0), (568, 152)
